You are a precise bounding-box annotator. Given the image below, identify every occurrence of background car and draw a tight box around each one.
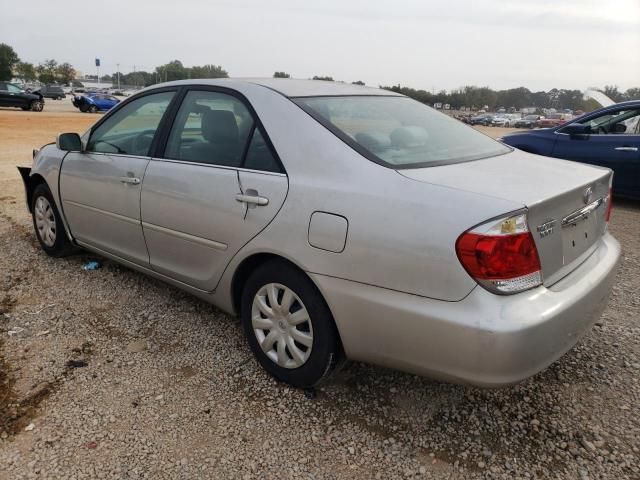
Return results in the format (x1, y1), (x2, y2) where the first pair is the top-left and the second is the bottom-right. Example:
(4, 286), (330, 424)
(469, 113), (494, 125)
(515, 114), (544, 128)
(501, 101), (640, 199)
(36, 84), (66, 100)
(537, 113), (571, 128)
(71, 93), (120, 113)
(491, 113), (521, 127)
(0, 82), (44, 111)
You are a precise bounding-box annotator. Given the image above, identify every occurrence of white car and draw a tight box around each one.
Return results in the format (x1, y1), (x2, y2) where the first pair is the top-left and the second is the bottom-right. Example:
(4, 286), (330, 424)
(492, 114), (521, 127)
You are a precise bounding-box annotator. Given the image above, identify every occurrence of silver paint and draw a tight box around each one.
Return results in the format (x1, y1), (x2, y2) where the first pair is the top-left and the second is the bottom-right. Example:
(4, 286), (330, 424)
(23, 79), (621, 387)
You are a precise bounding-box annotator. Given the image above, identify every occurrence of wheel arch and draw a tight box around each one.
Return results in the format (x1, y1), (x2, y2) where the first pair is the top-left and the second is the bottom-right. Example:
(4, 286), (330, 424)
(230, 253), (343, 353)
(231, 253), (304, 316)
(19, 170), (47, 213)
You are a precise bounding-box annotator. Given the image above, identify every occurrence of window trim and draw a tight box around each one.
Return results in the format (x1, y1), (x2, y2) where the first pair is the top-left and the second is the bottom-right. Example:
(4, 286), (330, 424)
(292, 95), (512, 170)
(152, 85), (285, 174)
(86, 86), (181, 157)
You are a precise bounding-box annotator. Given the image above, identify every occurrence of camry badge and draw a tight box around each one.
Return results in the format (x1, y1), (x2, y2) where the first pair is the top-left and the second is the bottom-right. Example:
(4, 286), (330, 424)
(583, 187), (593, 205)
(537, 220), (556, 238)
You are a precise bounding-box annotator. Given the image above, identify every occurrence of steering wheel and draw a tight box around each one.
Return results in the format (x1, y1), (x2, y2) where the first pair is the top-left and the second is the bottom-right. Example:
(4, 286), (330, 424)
(132, 131), (155, 155)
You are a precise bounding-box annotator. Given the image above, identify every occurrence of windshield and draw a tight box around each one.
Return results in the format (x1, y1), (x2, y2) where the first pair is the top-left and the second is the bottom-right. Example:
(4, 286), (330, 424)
(294, 96), (510, 168)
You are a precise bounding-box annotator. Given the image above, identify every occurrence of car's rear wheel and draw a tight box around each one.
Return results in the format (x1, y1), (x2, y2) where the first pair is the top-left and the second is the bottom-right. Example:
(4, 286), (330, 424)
(88, 105), (98, 113)
(241, 260), (342, 388)
(31, 184), (74, 257)
(29, 100), (43, 112)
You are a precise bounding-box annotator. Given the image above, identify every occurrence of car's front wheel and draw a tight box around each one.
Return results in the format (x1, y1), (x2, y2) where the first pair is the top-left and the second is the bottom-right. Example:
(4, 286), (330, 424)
(88, 105), (98, 113)
(31, 184), (74, 257)
(29, 100), (43, 112)
(241, 260), (342, 388)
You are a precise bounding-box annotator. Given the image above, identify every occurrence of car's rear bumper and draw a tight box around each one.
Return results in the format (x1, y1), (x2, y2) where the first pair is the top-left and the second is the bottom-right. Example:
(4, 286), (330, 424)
(311, 232), (620, 387)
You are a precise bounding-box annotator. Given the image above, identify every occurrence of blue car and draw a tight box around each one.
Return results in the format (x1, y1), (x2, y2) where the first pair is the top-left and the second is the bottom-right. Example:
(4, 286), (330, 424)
(72, 93), (120, 113)
(501, 101), (640, 199)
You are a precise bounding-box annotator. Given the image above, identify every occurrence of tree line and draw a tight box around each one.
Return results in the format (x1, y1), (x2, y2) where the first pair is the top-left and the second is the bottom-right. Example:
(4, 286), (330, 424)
(379, 84), (640, 111)
(0, 44), (76, 85)
(1, 42), (637, 110)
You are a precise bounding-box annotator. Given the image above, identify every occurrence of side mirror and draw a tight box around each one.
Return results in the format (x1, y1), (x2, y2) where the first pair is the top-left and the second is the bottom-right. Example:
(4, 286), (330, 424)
(56, 132), (82, 151)
(562, 123), (590, 137)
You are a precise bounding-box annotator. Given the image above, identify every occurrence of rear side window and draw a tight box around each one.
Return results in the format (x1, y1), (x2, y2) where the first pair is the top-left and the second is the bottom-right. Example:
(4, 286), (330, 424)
(164, 90), (254, 167)
(295, 96), (511, 168)
(87, 91), (175, 156)
(244, 128), (280, 172)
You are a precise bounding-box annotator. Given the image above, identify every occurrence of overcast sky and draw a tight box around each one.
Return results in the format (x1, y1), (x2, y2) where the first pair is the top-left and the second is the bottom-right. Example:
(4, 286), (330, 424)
(2, 0), (639, 91)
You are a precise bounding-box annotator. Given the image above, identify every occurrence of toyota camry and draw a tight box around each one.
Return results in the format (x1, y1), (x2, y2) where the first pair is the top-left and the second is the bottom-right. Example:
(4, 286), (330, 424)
(18, 79), (620, 388)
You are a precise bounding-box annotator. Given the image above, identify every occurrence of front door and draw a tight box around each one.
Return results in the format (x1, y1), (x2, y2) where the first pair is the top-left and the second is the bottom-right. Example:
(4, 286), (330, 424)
(141, 88), (288, 291)
(59, 90), (177, 265)
(0, 82), (24, 107)
(553, 107), (640, 197)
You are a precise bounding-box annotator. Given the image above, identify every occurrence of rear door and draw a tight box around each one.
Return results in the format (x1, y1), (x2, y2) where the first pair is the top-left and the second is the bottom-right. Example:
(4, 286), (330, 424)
(552, 107), (640, 197)
(59, 89), (177, 265)
(141, 87), (288, 291)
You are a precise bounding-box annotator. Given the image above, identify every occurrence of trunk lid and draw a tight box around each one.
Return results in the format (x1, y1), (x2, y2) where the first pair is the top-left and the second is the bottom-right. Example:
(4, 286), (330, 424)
(398, 150), (612, 286)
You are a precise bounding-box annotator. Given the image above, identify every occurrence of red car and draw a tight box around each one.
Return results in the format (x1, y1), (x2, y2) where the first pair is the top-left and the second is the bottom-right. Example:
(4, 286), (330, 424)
(537, 113), (571, 128)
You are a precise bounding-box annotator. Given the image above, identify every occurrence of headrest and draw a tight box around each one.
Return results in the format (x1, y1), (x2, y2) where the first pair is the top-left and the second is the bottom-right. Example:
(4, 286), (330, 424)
(613, 123), (627, 134)
(202, 110), (239, 144)
(390, 126), (429, 148)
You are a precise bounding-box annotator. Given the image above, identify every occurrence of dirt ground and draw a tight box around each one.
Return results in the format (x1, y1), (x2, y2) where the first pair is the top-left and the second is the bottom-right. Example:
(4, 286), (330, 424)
(0, 106), (638, 479)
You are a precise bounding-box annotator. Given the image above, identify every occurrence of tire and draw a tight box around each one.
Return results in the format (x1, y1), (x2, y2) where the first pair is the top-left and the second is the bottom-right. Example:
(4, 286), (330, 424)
(241, 260), (342, 388)
(88, 105), (97, 113)
(79, 103), (89, 113)
(31, 184), (74, 257)
(29, 100), (43, 112)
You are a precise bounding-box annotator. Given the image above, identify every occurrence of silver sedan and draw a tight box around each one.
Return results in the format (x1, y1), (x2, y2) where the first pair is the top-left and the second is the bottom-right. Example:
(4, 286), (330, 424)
(19, 79), (620, 388)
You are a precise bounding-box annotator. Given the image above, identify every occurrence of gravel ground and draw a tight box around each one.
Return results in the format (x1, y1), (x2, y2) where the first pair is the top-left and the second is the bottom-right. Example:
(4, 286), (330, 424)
(0, 110), (638, 479)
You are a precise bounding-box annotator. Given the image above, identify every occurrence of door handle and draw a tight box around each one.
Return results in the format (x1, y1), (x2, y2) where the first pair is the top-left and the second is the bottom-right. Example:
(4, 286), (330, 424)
(119, 176), (141, 185)
(614, 146), (638, 152)
(235, 193), (269, 206)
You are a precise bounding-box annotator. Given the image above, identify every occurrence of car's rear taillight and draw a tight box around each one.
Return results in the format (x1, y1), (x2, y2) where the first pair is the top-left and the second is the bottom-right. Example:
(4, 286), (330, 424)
(456, 212), (542, 294)
(605, 187), (612, 223)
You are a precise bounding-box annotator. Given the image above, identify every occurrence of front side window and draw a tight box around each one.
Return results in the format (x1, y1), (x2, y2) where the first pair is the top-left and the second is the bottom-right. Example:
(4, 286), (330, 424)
(165, 90), (254, 167)
(7, 83), (22, 93)
(569, 109), (640, 135)
(295, 96), (511, 168)
(87, 91), (175, 156)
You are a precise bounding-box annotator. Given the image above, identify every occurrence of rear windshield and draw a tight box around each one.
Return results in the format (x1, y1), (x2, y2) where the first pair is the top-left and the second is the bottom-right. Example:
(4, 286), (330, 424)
(294, 96), (510, 168)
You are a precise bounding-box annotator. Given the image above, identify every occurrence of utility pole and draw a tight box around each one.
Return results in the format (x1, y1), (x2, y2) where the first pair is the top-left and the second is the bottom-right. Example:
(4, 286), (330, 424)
(116, 63), (120, 90)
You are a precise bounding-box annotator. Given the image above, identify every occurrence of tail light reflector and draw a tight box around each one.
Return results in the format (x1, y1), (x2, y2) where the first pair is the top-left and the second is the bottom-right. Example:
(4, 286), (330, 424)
(605, 187), (612, 223)
(456, 213), (542, 294)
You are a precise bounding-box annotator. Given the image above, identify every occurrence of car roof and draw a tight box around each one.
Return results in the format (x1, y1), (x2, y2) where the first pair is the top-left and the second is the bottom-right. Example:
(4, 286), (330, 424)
(153, 78), (402, 98)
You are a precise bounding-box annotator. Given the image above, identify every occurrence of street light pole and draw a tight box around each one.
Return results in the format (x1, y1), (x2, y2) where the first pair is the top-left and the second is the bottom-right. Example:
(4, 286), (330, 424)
(116, 63), (121, 90)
